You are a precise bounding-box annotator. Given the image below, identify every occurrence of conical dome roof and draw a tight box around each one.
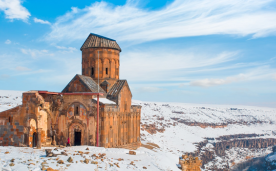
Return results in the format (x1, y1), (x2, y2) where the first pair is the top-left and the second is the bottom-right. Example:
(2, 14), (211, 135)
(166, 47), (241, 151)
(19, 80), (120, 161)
(80, 33), (121, 52)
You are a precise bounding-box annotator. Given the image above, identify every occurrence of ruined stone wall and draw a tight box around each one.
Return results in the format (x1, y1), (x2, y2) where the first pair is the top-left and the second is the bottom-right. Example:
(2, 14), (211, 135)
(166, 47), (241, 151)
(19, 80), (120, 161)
(0, 91), (52, 147)
(0, 122), (24, 146)
(0, 90), (141, 148)
(179, 154), (202, 171)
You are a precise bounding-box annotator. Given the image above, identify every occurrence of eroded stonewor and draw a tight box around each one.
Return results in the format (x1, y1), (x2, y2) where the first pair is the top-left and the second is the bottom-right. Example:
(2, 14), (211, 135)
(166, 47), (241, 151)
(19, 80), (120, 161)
(0, 33), (142, 149)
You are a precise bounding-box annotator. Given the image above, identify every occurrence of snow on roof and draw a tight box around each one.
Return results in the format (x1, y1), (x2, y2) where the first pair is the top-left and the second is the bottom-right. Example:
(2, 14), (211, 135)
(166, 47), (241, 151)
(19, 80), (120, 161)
(93, 98), (116, 105)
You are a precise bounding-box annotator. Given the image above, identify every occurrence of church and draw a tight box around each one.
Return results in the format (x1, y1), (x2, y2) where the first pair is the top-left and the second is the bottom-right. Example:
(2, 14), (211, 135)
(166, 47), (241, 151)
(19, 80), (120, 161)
(0, 33), (142, 149)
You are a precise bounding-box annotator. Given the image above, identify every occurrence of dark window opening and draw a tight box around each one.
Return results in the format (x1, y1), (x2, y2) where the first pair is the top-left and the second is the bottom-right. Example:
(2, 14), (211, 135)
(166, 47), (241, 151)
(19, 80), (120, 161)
(24, 133), (28, 145)
(33, 132), (37, 147)
(102, 85), (108, 92)
(74, 105), (79, 116)
(9, 116), (13, 123)
(116, 68), (119, 76)
(106, 68), (108, 75)
(74, 131), (81, 146)
(125, 103), (127, 111)
(91, 67), (94, 76)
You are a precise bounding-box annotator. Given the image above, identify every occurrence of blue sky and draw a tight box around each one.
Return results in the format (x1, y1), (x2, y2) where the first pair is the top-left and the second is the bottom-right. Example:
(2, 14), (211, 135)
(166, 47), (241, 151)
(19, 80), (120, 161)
(0, 0), (276, 107)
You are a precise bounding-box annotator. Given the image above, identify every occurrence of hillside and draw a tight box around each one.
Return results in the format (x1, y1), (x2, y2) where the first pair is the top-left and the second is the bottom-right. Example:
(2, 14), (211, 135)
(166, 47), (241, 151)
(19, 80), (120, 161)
(1, 90), (276, 170)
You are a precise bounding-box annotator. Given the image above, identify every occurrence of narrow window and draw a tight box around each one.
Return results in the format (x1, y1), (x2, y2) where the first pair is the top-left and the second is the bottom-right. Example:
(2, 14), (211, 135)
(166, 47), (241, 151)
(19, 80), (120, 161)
(9, 116), (13, 123)
(75, 105), (79, 116)
(103, 85), (108, 92)
(91, 67), (94, 76)
(125, 103), (127, 111)
(106, 68), (108, 75)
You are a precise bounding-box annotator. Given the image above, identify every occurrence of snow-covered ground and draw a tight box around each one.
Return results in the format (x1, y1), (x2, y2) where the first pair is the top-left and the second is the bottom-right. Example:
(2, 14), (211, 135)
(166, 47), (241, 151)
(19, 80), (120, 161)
(0, 90), (23, 112)
(0, 146), (176, 171)
(1, 90), (276, 170)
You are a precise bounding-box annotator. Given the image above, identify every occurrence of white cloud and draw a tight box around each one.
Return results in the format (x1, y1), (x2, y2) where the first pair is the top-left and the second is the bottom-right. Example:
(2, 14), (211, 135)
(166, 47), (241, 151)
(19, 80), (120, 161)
(46, 0), (276, 43)
(0, 0), (30, 21)
(14, 69), (51, 76)
(55, 46), (77, 53)
(15, 66), (31, 71)
(20, 48), (53, 58)
(190, 74), (247, 87)
(5, 39), (11, 44)
(33, 17), (51, 25)
(120, 49), (237, 81)
(190, 66), (276, 87)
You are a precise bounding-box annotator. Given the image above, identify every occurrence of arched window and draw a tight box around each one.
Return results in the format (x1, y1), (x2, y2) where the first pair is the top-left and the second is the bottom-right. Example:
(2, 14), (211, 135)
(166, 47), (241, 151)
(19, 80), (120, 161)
(74, 105), (79, 116)
(125, 103), (127, 111)
(106, 68), (108, 75)
(91, 67), (94, 76)
(116, 68), (118, 77)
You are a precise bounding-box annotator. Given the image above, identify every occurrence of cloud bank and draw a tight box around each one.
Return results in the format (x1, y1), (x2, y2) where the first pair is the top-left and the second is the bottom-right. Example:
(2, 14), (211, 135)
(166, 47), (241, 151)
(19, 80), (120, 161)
(190, 66), (276, 87)
(46, 0), (276, 43)
(120, 49), (238, 81)
(20, 49), (53, 58)
(0, 0), (30, 21)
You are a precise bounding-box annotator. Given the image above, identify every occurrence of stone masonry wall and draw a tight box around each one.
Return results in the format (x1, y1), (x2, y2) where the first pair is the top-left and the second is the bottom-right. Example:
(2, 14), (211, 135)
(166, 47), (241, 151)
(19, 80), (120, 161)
(179, 154), (202, 171)
(0, 122), (24, 146)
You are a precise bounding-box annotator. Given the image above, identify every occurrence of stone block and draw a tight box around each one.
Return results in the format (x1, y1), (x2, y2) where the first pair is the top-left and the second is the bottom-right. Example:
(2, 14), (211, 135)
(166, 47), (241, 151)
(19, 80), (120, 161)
(129, 151), (136, 155)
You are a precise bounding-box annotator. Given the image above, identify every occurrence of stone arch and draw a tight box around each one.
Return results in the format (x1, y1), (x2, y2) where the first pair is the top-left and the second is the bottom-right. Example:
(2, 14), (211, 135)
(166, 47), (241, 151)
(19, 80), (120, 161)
(68, 120), (86, 146)
(29, 118), (37, 147)
(103, 58), (110, 77)
(41, 109), (54, 124)
(66, 101), (88, 118)
(90, 59), (95, 77)
(23, 114), (38, 128)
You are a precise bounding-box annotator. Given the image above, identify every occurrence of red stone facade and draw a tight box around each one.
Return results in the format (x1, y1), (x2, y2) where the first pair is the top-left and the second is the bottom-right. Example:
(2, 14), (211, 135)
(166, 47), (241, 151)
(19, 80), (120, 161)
(82, 48), (120, 90)
(0, 33), (141, 149)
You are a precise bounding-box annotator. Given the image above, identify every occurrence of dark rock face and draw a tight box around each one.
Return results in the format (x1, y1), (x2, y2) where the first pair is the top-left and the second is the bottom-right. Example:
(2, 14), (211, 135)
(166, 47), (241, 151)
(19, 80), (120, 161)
(214, 138), (276, 157)
(215, 134), (262, 141)
(171, 117), (272, 128)
(185, 136), (276, 170)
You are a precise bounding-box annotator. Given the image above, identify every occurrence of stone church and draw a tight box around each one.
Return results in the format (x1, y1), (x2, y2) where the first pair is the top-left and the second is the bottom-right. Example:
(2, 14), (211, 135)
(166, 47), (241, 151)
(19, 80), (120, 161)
(0, 33), (141, 149)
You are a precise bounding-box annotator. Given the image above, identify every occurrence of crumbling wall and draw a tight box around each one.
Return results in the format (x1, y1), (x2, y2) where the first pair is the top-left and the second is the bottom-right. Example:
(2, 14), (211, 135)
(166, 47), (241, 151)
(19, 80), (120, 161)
(179, 154), (202, 171)
(0, 122), (24, 146)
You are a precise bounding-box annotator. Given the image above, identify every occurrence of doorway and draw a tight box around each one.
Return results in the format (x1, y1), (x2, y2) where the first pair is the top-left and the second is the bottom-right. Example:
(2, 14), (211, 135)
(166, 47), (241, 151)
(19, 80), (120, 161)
(74, 131), (81, 146)
(32, 132), (37, 147)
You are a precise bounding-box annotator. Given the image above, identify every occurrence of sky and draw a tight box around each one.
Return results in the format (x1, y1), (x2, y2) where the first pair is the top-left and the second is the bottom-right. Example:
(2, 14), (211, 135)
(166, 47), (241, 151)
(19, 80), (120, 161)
(0, 0), (276, 107)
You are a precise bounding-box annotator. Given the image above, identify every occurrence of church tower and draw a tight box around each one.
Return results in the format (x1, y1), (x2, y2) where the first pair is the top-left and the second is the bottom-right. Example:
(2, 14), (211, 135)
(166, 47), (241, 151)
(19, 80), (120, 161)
(80, 33), (121, 92)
